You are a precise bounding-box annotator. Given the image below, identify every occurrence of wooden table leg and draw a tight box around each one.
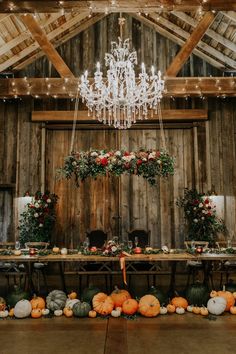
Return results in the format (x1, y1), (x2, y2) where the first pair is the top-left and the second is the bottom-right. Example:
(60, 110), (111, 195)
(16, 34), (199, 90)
(59, 262), (67, 293)
(168, 261), (177, 297)
(26, 262), (35, 293)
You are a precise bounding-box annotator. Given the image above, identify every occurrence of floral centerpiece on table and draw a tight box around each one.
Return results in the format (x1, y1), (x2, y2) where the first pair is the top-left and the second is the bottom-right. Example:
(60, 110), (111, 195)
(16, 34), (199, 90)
(58, 149), (175, 186)
(177, 188), (227, 243)
(19, 191), (58, 246)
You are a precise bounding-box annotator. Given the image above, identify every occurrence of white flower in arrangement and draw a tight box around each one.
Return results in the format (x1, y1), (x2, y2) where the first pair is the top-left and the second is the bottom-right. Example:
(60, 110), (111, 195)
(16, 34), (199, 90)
(148, 152), (156, 159)
(199, 203), (203, 208)
(193, 218), (198, 223)
(45, 203), (48, 207)
(193, 207), (197, 210)
(186, 210), (190, 214)
(39, 223), (43, 227)
(157, 159), (162, 164)
(90, 151), (98, 157)
(34, 213), (39, 218)
(201, 217), (205, 220)
(130, 154), (135, 160)
(202, 210), (206, 214)
(72, 161), (77, 166)
(111, 246), (118, 253)
(111, 157), (117, 164)
(122, 155), (132, 162)
(46, 199), (51, 203)
(115, 151), (121, 157)
(34, 203), (40, 208)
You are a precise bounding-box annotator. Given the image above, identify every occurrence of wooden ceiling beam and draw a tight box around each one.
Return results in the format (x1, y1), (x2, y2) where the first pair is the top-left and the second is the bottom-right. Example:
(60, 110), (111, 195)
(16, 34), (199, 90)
(0, 1), (235, 13)
(0, 77), (235, 98)
(166, 12), (216, 77)
(20, 14), (74, 78)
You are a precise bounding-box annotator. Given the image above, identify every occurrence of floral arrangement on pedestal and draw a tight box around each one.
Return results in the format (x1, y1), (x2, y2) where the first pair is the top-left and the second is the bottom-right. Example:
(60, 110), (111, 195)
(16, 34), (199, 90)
(18, 191), (58, 246)
(58, 149), (175, 186)
(177, 188), (227, 243)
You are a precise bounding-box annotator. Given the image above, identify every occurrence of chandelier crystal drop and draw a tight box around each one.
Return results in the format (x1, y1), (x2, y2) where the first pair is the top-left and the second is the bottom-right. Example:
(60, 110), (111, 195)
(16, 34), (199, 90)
(79, 18), (165, 129)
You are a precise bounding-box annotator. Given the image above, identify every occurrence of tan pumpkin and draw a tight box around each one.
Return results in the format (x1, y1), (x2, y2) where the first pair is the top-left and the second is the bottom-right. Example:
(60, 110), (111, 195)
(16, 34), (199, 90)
(30, 294), (46, 310)
(138, 295), (160, 317)
(31, 308), (42, 319)
(63, 307), (73, 317)
(110, 286), (131, 307)
(122, 299), (138, 315)
(92, 293), (114, 316)
(171, 296), (188, 310)
(230, 306), (236, 315)
(210, 288), (235, 311)
(192, 306), (201, 314)
(200, 307), (209, 316)
(8, 308), (14, 317)
(167, 304), (176, 313)
(88, 310), (97, 318)
(68, 291), (77, 300)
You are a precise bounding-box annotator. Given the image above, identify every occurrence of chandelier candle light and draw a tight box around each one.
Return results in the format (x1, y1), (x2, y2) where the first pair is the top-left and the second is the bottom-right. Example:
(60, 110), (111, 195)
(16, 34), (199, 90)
(79, 16), (165, 129)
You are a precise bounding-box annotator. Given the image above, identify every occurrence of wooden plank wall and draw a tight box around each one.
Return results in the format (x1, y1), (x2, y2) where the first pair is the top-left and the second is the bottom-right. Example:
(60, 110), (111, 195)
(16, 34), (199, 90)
(0, 14), (235, 246)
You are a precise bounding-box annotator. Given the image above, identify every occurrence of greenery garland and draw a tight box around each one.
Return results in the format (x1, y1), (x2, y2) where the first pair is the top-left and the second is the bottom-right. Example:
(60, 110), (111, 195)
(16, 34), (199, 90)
(58, 149), (175, 186)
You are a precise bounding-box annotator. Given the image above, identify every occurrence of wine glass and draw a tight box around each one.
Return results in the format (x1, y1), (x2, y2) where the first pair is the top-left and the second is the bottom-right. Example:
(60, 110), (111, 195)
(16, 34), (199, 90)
(128, 240), (133, 252)
(83, 237), (89, 251)
(15, 241), (20, 250)
(113, 236), (118, 245)
(191, 240), (195, 250)
(134, 237), (139, 248)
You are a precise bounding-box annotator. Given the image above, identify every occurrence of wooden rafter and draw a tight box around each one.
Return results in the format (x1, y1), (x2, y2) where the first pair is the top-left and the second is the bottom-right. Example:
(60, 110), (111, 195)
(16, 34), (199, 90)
(20, 14), (74, 78)
(1, 77), (235, 98)
(0, 1), (235, 13)
(166, 12), (216, 77)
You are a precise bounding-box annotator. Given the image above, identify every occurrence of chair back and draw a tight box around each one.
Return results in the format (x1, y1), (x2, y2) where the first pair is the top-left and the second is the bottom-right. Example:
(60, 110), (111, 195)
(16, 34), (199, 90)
(128, 229), (150, 248)
(25, 242), (49, 250)
(86, 230), (107, 248)
(0, 242), (15, 249)
(216, 240), (236, 248)
(184, 241), (209, 249)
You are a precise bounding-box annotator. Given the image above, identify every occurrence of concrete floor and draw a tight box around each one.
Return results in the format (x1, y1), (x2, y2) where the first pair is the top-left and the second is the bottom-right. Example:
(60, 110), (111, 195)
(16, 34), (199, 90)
(0, 314), (236, 354)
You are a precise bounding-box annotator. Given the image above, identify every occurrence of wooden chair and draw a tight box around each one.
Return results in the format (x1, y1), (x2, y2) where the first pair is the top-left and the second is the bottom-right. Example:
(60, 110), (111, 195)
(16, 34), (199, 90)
(184, 241), (213, 287)
(25, 242), (49, 294)
(215, 240), (236, 287)
(0, 242), (27, 291)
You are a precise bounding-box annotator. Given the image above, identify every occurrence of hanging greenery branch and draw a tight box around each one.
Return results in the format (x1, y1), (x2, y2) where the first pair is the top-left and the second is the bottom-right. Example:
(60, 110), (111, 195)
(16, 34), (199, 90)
(57, 149), (175, 186)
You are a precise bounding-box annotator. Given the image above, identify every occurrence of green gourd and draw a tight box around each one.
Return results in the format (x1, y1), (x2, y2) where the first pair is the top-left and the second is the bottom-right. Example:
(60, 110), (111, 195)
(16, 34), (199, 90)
(185, 282), (209, 306)
(73, 301), (91, 317)
(6, 286), (30, 308)
(81, 285), (101, 304)
(225, 280), (236, 293)
(46, 290), (67, 311)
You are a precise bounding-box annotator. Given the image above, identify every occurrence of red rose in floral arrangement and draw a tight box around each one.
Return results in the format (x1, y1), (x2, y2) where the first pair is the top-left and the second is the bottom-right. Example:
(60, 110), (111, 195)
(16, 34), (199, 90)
(101, 157), (108, 166)
(156, 151), (161, 157)
(137, 159), (142, 166)
(124, 151), (130, 156)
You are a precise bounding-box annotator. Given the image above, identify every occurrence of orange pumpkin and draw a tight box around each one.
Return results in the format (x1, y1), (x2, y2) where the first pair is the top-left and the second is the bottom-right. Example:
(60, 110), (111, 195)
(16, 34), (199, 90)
(88, 310), (97, 318)
(167, 304), (176, 313)
(63, 307), (73, 317)
(68, 291), (77, 300)
(122, 299), (138, 315)
(30, 294), (46, 310)
(230, 306), (236, 315)
(92, 293), (114, 315)
(192, 306), (201, 314)
(110, 287), (131, 307)
(210, 289), (235, 312)
(31, 308), (42, 319)
(200, 307), (209, 316)
(171, 296), (188, 310)
(138, 295), (160, 317)
(8, 308), (14, 317)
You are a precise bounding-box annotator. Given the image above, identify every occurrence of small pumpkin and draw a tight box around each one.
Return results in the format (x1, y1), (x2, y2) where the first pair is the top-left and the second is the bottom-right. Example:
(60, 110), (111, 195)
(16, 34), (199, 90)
(110, 286), (131, 307)
(92, 293), (114, 316)
(14, 249), (22, 256)
(65, 298), (80, 309)
(122, 299), (138, 315)
(14, 299), (32, 318)
(54, 309), (63, 317)
(138, 295), (160, 317)
(46, 290), (67, 311)
(176, 307), (185, 315)
(52, 246), (60, 253)
(200, 307), (209, 316)
(0, 310), (9, 318)
(63, 307), (73, 318)
(229, 306), (236, 315)
(73, 301), (91, 317)
(171, 296), (188, 310)
(42, 308), (50, 316)
(68, 291), (77, 300)
(111, 308), (121, 317)
(30, 294), (46, 310)
(88, 310), (97, 318)
(0, 297), (6, 311)
(82, 285), (101, 304)
(167, 304), (176, 313)
(159, 306), (168, 315)
(187, 305), (193, 312)
(207, 297), (227, 315)
(31, 308), (42, 319)
(8, 308), (14, 317)
(192, 306), (201, 315)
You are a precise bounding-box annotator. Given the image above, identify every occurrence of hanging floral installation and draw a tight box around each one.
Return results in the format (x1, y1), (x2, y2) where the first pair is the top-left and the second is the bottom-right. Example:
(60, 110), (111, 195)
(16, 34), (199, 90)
(58, 149), (175, 186)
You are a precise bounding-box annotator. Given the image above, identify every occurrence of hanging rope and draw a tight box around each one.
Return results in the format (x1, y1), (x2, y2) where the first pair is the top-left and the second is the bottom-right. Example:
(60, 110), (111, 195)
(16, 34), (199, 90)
(157, 101), (167, 151)
(70, 88), (80, 154)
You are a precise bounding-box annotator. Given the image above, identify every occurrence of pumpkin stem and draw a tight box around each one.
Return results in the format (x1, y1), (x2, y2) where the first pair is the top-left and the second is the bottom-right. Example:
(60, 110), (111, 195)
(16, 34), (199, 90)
(223, 285), (226, 292)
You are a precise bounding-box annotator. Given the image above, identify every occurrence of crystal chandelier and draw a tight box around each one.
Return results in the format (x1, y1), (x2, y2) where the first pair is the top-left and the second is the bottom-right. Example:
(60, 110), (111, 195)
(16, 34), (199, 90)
(79, 16), (165, 129)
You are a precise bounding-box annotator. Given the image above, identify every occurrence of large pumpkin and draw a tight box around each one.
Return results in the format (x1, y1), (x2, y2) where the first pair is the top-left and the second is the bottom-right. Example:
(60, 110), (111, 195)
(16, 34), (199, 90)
(73, 301), (91, 317)
(0, 297), (6, 311)
(138, 295), (160, 317)
(6, 286), (30, 308)
(171, 296), (188, 309)
(210, 289), (235, 312)
(14, 299), (32, 318)
(81, 285), (101, 304)
(147, 286), (167, 305)
(30, 294), (46, 310)
(207, 297), (226, 315)
(185, 282), (209, 306)
(92, 293), (114, 315)
(110, 286), (131, 307)
(122, 299), (139, 315)
(46, 290), (67, 311)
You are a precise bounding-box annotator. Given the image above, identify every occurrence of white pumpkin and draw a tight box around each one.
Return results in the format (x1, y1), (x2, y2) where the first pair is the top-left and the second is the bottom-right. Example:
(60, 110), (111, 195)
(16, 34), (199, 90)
(0, 310), (9, 318)
(207, 297), (227, 315)
(54, 309), (63, 317)
(159, 306), (168, 315)
(176, 307), (185, 314)
(187, 305), (193, 312)
(41, 308), (50, 316)
(111, 309), (121, 318)
(65, 298), (80, 309)
(14, 299), (32, 318)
